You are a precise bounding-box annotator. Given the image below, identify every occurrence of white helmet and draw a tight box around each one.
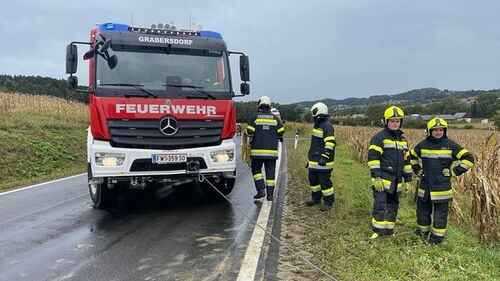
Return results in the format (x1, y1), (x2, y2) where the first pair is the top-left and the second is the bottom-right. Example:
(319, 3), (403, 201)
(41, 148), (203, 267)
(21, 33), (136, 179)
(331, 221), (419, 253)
(311, 102), (328, 117)
(270, 107), (280, 117)
(258, 96), (271, 107)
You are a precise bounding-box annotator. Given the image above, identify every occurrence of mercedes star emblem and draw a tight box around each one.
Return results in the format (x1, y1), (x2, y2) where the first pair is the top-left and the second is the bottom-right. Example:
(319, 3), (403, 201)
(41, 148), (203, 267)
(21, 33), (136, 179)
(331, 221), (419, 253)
(159, 117), (179, 136)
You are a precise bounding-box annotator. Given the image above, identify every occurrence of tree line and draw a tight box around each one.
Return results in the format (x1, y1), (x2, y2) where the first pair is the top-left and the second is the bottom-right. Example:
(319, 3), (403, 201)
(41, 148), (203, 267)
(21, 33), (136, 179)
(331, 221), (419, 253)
(0, 75), (86, 103)
(2, 74), (499, 127)
(238, 94), (500, 129)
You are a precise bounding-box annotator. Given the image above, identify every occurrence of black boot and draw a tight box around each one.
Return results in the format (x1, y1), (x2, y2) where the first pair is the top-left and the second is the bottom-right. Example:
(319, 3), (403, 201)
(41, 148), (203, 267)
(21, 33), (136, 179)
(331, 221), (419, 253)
(253, 188), (266, 200)
(428, 234), (444, 245)
(319, 204), (332, 211)
(305, 191), (321, 206)
(320, 194), (334, 211)
(415, 229), (430, 240)
(266, 186), (274, 201)
(383, 229), (394, 236)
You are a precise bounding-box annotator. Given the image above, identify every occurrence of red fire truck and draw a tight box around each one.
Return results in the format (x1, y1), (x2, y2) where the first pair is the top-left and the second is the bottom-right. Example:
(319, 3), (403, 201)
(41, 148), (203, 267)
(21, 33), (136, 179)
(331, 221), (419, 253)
(65, 22), (250, 209)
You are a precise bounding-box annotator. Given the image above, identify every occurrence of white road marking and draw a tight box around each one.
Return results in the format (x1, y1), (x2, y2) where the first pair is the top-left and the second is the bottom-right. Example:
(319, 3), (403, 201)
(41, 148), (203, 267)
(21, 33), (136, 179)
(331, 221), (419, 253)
(236, 142), (282, 281)
(0, 173), (86, 197)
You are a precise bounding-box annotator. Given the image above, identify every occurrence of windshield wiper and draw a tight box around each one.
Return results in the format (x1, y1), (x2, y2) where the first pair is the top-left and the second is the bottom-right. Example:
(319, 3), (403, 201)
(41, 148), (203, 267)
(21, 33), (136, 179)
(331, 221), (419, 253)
(164, 84), (216, 100)
(99, 83), (158, 98)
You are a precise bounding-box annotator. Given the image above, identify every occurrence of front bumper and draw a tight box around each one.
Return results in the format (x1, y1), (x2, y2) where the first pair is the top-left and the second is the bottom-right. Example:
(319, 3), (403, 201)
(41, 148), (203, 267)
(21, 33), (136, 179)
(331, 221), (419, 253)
(88, 135), (236, 178)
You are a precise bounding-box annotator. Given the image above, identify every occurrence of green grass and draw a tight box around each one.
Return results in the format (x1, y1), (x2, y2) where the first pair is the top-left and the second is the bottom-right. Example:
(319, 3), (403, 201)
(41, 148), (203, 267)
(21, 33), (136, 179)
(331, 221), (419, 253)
(0, 112), (87, 191)
(285, 139), (500, 281)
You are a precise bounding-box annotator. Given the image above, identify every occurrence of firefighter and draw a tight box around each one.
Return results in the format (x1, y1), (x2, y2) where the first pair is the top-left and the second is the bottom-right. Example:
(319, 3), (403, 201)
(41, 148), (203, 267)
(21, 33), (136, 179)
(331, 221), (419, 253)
(236, 123), (242, 136)
(305, 102), (336, 211)
(245, 96), (285, 201)
(410, 117), (474, 244)
(367, 105), (412, 239)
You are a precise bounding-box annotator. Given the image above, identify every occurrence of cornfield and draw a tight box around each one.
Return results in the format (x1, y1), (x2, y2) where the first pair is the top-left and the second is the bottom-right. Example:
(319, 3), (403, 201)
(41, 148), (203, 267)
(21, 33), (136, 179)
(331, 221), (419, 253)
(0, 92), (87, 122)
(337, 125), (500, 243)
(241, 130), (251, 163)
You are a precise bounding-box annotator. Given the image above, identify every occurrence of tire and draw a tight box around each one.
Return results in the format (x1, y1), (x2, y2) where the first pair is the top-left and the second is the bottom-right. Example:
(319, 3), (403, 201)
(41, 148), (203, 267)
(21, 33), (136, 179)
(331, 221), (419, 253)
(191, 180), (208, 204)
(89, 177), (112, 210)
(220, 178), (235, 195)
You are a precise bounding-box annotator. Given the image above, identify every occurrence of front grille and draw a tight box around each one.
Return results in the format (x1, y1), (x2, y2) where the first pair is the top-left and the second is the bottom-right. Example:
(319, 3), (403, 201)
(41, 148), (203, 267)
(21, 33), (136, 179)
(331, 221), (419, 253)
(130, 157), (208, 172)
(108, 119), (223, 150)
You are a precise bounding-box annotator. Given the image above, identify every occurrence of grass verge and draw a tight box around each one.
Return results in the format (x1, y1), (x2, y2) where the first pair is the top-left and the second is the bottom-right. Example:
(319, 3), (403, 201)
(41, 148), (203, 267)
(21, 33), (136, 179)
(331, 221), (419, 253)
(280, 138), (500, 281)
(0, 93), (87, 191)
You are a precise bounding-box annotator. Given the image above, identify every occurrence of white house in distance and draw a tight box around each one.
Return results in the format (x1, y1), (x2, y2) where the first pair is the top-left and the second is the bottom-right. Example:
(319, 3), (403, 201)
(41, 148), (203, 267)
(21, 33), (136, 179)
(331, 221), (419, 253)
(409, 112), (470, 122)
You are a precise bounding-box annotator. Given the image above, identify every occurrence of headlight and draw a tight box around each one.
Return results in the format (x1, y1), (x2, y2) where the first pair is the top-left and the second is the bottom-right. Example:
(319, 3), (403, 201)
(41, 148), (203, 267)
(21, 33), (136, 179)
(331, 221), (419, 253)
(210, 149), (234, 163)
(95, 152), (126, 167)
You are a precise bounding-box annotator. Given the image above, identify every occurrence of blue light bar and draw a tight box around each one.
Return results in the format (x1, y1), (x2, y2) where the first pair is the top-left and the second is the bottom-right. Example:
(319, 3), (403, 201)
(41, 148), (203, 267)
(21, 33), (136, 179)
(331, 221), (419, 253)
(98, 23), (130, 32)
(129, 27), (200, 36)
(199, 31), (223, 39)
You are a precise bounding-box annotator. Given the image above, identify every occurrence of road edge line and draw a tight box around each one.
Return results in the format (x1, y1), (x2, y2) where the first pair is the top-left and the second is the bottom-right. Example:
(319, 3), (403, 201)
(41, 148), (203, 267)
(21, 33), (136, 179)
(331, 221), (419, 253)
(236, 142), (282, 281)
(0, 173), (87, 197)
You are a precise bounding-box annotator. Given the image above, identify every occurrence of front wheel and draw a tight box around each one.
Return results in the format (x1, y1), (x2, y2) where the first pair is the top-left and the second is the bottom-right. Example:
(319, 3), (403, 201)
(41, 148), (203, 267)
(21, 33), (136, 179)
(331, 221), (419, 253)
(89, 177), (112, 210)
(220, 178), (235, 195)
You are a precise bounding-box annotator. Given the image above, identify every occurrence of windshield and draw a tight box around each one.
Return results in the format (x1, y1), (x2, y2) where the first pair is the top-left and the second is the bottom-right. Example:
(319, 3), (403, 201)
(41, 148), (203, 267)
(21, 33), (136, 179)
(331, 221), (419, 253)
(96, 46), (231, 97)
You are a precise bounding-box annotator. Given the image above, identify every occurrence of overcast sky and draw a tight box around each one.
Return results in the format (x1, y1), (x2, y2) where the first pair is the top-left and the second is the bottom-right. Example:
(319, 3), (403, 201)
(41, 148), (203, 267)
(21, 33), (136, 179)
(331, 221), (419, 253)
(1, 0), (499, 103)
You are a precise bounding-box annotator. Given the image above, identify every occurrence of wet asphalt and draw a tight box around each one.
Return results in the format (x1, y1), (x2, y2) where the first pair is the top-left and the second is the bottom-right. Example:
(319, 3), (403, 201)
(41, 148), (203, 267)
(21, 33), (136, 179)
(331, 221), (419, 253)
(0, 141), (277, 281)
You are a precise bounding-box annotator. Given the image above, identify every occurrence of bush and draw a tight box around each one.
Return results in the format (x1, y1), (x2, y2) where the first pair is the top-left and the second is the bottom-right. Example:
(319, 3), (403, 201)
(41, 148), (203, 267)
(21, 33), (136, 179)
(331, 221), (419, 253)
(403, 119), (427, 129)
(464, 124), (474, 129)
(494, 115), (500, 129)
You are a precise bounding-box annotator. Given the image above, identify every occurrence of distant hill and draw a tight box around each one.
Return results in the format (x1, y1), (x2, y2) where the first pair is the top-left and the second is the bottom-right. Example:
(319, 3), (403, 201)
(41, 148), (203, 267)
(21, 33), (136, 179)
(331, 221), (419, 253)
(291, 88), (500, 108)
(1, 74), (498, 122)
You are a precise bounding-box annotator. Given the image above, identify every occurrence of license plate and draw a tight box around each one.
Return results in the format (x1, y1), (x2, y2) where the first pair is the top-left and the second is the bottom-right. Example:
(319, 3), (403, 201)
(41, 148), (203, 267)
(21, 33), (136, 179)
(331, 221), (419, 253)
(152, 153), (187, 164)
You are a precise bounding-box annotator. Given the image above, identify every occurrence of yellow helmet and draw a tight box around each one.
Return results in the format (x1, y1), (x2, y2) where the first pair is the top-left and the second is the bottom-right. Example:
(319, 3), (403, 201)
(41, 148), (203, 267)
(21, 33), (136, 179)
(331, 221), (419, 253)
(383, 106), (405, 122)
(427, 117), (448, 131)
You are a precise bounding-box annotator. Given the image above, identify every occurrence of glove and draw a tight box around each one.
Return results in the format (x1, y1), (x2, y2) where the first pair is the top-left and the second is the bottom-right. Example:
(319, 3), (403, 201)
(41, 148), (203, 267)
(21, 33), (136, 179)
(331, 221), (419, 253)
(442, 168), (451, 177)
(452, 166), (468, 177)
(318, 153), (329, 166)
(372, 178), (385, 192)
(415, 169), (423, 177)
(401, 182), (410, 193)
(451, 161), (465, 177)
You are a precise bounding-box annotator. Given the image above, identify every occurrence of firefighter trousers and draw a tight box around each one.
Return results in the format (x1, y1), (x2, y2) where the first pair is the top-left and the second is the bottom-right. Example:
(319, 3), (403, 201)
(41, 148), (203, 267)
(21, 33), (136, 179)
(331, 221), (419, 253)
(372, 188), (399, 235)
(251, 158), (276, 194)
(417, 197), (449, 243)
(308, 168), (335, 206)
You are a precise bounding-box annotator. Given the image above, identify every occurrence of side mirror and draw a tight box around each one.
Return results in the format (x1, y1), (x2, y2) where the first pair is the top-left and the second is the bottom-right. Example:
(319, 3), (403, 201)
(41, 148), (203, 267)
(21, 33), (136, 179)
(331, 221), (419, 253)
(240, 82), (250, 96)
(239, 55), (250, 82)
(83, 49), (95, 60)
(66, 44), (78, 74)
(101, 40), (112, 52)
(68, 76), (78, 89)
(108, 55), (118, 69)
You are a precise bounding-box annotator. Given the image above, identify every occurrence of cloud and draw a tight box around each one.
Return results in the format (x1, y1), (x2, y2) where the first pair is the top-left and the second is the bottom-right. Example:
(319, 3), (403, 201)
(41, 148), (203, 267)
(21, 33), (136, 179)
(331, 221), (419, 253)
(1, 0), (500, 103)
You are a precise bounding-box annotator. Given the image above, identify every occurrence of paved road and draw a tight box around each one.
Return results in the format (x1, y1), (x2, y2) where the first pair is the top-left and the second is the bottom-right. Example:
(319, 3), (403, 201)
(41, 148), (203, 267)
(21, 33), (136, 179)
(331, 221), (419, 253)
(0, 141), (283, 281)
